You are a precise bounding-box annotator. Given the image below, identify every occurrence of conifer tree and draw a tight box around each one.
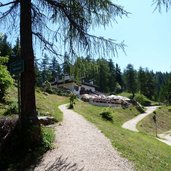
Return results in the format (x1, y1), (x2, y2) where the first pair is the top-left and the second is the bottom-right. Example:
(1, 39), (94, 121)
(0, 1), (128, 158)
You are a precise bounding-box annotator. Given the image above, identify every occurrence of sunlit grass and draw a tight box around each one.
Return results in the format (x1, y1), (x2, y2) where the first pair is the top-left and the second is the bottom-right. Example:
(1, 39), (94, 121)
(138, 105), (171, 135)
(0, 86), (69, 121)
(36, 90), (69, 121)
(74, 101), (171, 171)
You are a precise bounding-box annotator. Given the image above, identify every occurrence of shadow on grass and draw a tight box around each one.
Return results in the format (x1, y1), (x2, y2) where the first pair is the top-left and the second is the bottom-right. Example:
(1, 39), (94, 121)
(30, 155), (84, 171)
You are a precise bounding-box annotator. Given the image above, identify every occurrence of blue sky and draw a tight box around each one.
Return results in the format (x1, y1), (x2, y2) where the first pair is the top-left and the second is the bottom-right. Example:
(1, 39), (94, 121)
(91, 0), (171, 72)
(1, 1), (171, 72)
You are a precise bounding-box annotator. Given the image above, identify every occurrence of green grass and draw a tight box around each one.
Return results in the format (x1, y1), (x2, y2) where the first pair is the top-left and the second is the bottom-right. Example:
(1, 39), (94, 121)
(42, 126), (55, 149)
(74, 101), (171, 171)
(36, 90), (69, 121)
(0, 87), (68, 170)
(138, 106), (171, 136)
(118, 92), (132, 98)
(0, 86), (18, 116)
(118, 92), (159, 106)
(0, 86), (69, 121)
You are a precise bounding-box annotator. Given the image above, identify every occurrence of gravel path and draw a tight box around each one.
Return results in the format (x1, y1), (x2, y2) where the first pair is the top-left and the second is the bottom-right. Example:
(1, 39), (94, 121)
(122, 106), (171, 146)
(33, 104), (134, 171)
(122, 106), (159, 132)
(157, 130), (171, 146)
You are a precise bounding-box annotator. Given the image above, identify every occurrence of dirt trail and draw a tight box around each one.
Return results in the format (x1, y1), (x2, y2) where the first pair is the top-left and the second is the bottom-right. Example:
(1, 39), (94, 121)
(122, 106), (171, 146)
(122, 106), (158, 132)
(33, 104), (134, 171)
(157, 130), (171, 146)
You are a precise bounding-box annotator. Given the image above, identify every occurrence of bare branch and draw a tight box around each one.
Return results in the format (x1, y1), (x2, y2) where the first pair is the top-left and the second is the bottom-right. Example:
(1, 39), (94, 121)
(32, 31), (63, 59)
(0, 1), (19, 20)
(0, 1), (18, 8)
(153, 0), (171, 12)
(38, 0), (128, 58)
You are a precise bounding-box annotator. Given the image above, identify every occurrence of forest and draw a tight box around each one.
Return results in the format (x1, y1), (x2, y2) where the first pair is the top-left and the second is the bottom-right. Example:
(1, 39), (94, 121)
(1, 33), (171, 105)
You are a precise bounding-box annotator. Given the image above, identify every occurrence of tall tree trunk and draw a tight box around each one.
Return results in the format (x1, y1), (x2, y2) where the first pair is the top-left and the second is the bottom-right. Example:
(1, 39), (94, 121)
(0, 5), (42, 165)
(20, 0), (42, 146)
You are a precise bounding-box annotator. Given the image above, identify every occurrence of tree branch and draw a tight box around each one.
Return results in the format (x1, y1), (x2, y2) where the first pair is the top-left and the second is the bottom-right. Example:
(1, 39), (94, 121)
(153, 0), (171, 12)
(0, 1), (18, 8)
(0, 1), (19, 21)
(32, 31), (63, 58)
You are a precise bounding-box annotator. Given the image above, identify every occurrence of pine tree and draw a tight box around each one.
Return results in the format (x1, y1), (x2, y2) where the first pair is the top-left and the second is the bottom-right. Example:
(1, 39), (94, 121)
(138, 67), (146, 94)
(49, 57), (61, 81)
(108, 59), (116, 93)
(96, 58), (110, 92)
(0, 34), (12, 57)
(115, 64), (123, 92)
(63, 52), (71, 75)
(41, 54), (51, 82)
(144, 70), (156, 100)
(124, 64), (137, 98)
(12, 38), (20, 58)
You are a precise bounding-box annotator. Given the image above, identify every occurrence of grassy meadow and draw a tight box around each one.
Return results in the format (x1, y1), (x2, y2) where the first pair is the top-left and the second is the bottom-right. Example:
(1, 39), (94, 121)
(138, 106), (171, 136)
(0, 87), (69, 121)
(36, 89), (69, 121)
(0, 87), (69, 170)
(1, 87), (171, 171)
(74, 101), (171, 171)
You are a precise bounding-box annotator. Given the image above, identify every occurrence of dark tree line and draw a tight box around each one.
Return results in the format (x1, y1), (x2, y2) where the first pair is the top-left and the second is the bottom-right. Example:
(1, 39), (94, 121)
(1, 35), (170, 104)
(35, 55), (171, 104)
(123, 64), (171, 103)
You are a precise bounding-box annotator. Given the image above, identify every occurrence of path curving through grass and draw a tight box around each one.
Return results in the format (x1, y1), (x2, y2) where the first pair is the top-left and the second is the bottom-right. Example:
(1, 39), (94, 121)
(122, 106), (159, 132)
(34, 104), (134, 171)
(122, 106), (171, 146)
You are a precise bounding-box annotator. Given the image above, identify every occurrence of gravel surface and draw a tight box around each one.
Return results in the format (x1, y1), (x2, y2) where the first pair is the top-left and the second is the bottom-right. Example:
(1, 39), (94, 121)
(122, 106), (171, 146)
(157, 130), (171, 146)
(33, 104), (134, 171)
(122, 106), (159, 132)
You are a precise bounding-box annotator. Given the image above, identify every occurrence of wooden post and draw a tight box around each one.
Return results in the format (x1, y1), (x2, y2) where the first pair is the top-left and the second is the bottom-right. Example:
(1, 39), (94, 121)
(18, 74), (21, 115)
(153, 113), (157, 137)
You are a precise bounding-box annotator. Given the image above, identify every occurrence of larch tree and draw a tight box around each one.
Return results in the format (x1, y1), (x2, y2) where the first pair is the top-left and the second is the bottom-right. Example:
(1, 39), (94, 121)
(124, 64), (138, 98)
(153, 0), (171, 11)
(0, 0), (128, 153)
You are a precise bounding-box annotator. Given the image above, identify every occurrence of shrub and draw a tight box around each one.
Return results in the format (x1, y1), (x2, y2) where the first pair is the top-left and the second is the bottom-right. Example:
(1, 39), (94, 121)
(4, 101), (18, 115)
(68, 93), (76, 109)
(42, 127), (55, 149)
(134, 94), (151, 106)
(0, 58), (13, 102)
(43, 81), (53, 94)
(131, 99), (145, 113)
(168, 108), (171, 112)
(100, 111), (113, 121)
(53, 87), (71, 96)
(68, 103), (74, 109)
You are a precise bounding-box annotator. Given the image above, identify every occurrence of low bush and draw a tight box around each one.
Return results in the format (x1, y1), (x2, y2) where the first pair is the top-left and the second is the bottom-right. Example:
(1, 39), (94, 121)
(4, 101), (18, 115)
(68, 103), (74, 109)
(168, 108), (171, 112)
(100, 111), (113, 121)
(68, 93), (76, 109)
(42, 126), (55, 149)
(0, 57), (14, 102)
(43, 81), (53, 94)
(131, 99), (145, 113)
(135, 94), (151, 106)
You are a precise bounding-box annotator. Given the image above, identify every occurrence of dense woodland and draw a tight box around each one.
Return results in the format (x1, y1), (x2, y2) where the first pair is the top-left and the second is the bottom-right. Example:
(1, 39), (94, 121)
(1, 33), (171, 104)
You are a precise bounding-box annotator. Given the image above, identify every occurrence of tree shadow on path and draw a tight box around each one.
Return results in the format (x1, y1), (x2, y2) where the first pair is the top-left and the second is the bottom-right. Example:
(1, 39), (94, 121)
(30, 155), (84, 171)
